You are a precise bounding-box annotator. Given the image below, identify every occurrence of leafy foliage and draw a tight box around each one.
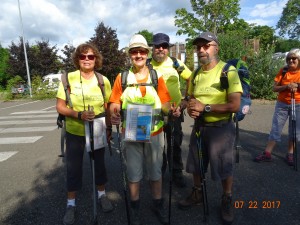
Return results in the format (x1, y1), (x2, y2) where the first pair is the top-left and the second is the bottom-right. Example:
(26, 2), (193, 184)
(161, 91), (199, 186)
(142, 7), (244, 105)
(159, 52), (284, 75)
(274, 37), (300, 52)
(89, 22), (128, 83)
(138, 30), (154, 45)
(249, 26), (275, 50)
(175, 0), (240, 39)
(277, 0), (300, 40)
(0, 45), (9, 87)
(7, 37), (62, 82)
(60, 44), (76, 72)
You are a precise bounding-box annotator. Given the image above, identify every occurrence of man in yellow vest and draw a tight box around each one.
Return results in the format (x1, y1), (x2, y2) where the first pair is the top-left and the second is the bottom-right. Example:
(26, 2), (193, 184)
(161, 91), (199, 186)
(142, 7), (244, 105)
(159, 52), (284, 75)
(149, 33), (192, 187)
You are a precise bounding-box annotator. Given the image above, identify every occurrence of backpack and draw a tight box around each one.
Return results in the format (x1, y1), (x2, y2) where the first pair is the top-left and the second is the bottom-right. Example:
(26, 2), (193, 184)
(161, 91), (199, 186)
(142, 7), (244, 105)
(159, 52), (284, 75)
(56, 71), (106, 128)
(193, 59), (251, 122)
(121, 64), (158, 92)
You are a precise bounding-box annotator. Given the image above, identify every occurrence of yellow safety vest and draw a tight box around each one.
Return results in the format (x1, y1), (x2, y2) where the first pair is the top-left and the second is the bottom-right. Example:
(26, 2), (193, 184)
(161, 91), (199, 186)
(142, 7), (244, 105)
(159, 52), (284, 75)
(121, 71), (164, 134)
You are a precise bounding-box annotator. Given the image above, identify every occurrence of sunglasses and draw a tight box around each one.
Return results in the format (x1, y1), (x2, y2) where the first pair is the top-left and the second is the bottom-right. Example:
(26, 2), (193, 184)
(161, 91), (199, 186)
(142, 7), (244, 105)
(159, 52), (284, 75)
(154, 43), (169, 49)
(287, 57), (298, 61)
(196, 43), (217, 51)
(129, 49), (148, 56)
(79, 54), (96, 60)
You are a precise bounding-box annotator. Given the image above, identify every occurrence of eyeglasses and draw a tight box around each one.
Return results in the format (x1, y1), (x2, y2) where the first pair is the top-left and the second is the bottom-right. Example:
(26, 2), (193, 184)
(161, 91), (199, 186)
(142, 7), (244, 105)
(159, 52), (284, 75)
(79, 54), (96, 60)
(154, 43), (169, 49)
(287, 57), (298, 61)
(129, 49), (148, 56)
(196, 43), (217, 51)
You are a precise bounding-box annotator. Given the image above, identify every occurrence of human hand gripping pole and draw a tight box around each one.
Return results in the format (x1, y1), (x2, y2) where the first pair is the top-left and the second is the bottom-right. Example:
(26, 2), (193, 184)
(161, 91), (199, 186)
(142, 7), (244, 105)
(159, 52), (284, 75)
(114, 108), (131, 224)
(87, 105), (98, 225)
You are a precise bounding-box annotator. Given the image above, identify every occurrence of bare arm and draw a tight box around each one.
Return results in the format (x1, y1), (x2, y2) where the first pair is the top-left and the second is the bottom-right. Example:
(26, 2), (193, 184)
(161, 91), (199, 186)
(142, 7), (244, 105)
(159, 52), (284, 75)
(187, 92), (241, 119)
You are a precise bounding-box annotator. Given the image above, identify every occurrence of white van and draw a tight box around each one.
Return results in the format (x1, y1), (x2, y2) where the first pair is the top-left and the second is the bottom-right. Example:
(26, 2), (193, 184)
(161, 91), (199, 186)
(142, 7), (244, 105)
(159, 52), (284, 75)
(42, 73), (62, 91)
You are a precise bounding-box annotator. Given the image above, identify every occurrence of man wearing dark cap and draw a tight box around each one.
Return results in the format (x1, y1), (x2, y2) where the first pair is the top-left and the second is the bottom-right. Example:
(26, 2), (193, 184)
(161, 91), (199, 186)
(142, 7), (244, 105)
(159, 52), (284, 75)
(149, 33), (192, 188)
(178, 31), (242, 225)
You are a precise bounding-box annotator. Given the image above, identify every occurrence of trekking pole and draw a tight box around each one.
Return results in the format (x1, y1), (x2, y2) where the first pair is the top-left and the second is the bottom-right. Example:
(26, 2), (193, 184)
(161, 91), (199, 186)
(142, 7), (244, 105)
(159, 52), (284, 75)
(194, 116), (209, 222)
(291, 91), (298, 171)
(88, 105), (98, 225)
(168, 103), (175, 225)
(235, 119), (241, 163)
(115, 109), (131, 225)
(59, 119), (66, 158)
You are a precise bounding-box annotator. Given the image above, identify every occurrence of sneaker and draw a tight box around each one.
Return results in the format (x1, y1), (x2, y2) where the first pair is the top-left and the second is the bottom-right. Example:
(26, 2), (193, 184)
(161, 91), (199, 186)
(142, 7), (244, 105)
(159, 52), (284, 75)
(63, 205), (75, 225)
(221, 194), (234, 225)
(152, 198), (168, 225)
(99, 194), (113, 212)
(286, 153), (294, 166)
(254, 151), (273, 162)
(178, 186), (202, 210)
(173, 172), (186, 188)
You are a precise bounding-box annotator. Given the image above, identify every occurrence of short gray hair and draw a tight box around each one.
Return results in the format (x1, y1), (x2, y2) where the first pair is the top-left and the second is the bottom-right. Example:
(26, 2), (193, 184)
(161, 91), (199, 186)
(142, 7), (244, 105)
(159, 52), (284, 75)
(286, 48), (300, 63)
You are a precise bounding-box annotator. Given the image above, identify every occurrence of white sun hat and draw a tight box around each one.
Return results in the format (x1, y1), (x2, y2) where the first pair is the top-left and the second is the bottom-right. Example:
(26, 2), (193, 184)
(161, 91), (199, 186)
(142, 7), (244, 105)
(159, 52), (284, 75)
(126, 34), (152, 52)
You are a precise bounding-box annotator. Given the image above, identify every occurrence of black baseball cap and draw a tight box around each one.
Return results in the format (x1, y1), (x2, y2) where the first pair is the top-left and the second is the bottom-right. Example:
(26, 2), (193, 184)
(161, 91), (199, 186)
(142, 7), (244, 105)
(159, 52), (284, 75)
(192, 32), (219, 45)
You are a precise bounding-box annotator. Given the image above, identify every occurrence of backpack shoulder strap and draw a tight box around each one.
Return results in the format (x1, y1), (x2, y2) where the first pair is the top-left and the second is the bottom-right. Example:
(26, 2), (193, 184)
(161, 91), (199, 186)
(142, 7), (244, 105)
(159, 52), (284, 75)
(149, 66), (158, 91)
(121, 70), (129, 92)
(61, 71), (73, 108)
(192, 66), (201, 85)
(279, 65), (289, 85)
(94, 72), (106, 99)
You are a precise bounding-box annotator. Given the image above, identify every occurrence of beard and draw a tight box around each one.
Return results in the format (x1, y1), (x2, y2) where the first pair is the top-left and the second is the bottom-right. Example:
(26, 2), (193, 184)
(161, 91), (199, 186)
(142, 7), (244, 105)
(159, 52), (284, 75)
(153, 52), (167, 63)
(198, 52), (217, 66)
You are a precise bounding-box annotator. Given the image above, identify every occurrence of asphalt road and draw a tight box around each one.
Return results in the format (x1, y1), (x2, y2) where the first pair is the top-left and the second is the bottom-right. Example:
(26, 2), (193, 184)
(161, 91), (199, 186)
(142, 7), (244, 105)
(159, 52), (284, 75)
(0, 99), (299, 225)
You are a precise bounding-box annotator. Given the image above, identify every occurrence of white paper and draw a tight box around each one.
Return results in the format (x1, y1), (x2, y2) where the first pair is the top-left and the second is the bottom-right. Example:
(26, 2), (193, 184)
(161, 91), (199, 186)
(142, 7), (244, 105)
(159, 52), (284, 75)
(85, 117), (107, 152)
(124, 103), (153, 142)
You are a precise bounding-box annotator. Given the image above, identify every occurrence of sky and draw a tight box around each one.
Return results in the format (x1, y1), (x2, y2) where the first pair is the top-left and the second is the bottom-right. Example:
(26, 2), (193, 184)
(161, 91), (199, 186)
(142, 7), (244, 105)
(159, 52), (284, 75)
(0, 0), (288, 53)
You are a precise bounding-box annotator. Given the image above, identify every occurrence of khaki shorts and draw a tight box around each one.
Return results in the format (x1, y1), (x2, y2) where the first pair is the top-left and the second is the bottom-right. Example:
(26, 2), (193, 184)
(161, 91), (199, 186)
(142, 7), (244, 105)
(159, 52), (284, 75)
(123, 132), (164, 182)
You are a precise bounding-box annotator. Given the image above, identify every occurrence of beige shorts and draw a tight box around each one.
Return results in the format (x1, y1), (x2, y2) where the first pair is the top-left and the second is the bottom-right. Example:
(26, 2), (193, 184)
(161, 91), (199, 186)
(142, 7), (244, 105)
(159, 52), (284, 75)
(123, 132), (164, 182)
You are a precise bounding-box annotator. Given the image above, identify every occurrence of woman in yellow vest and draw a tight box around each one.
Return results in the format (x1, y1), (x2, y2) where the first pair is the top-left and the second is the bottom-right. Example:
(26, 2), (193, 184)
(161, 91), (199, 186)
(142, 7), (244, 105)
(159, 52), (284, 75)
(109, 34), (180, 225)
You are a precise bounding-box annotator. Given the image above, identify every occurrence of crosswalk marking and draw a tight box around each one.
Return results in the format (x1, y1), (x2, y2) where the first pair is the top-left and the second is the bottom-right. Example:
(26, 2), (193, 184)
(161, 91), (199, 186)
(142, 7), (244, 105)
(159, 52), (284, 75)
(11, 110), (57, 115)
(0, 126), (57, 133)
(0, 136), (43, 144)
(0, 114), (57, 120)
(0, 151), (18, 162)
(0, 120), (55, 125)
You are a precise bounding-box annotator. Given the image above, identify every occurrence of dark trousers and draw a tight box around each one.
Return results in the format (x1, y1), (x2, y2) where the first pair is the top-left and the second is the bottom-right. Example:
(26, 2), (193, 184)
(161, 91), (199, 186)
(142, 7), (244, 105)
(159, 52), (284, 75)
(66, 132), (108, 192)
(162, 117), (184, 175)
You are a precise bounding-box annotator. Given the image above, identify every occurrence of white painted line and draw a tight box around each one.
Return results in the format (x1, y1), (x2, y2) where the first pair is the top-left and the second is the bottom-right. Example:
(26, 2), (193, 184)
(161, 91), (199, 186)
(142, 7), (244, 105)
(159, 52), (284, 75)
(0, 114), (57, 120)
(11, 110), (57, 115)
(0, 151), (18, 162)
(0, 120), (55, 125)
(0, 136), (43, 144)
(42, 106), (56, 111)
(0, 126), (57, 133)
(0, 101), (41, 110)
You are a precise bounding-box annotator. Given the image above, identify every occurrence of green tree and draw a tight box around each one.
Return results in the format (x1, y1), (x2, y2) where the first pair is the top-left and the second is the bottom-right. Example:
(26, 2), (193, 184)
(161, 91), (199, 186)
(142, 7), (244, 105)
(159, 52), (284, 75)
(277, 0), (300, 39)
(275, 37), (300, 52)
(0, 45), (9, 87)
(7, 37), (62, 81)
(138, 30), (154, 45)
(249, 25), (275, 50)
(89, 22), (128, 82)
(61, 44), (76, 72)
(175, 0), (240, 39)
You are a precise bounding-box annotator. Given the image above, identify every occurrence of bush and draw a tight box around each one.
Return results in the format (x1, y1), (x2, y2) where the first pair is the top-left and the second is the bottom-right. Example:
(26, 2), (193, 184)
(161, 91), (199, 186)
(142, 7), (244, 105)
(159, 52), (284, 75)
(248, 47), (285, 100)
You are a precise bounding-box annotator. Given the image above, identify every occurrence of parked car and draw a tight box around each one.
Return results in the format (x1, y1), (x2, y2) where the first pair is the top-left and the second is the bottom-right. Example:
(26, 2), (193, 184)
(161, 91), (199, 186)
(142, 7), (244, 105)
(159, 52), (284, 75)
(38, 73), (62, 92)
(11, 84), (29, 94)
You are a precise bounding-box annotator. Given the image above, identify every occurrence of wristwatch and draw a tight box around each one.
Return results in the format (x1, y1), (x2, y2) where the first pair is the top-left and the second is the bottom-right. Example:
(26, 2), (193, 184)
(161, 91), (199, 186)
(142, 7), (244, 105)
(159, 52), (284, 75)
(204, 104), (211, 113)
